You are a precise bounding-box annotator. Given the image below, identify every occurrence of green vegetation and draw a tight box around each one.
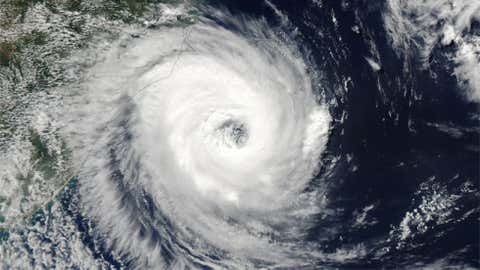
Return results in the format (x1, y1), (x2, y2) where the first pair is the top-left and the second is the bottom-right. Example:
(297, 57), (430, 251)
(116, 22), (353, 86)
(94, 0), (181, 23)
(0, 30), (48, 67)
(13, 130), (65, 211)
(0, 0), (182, 28)
(30, 130), (51, 161)
(29, 130), (58, 180)
(0, 41), (17, 67)
(18, 30), (48, 46)
(0, 0), (31, 27)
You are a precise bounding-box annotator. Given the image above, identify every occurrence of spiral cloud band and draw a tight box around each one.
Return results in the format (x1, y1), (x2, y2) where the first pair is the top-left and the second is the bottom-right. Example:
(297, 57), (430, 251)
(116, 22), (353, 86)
(66, 9), (331, 269)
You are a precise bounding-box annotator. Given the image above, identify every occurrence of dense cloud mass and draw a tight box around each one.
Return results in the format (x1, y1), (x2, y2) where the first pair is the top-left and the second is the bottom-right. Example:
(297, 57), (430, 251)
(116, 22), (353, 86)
(66, 12), (330, 268)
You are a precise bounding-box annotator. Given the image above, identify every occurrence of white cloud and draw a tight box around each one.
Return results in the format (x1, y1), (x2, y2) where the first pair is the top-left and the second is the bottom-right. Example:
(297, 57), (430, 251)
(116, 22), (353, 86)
(384, 0), (480, 103)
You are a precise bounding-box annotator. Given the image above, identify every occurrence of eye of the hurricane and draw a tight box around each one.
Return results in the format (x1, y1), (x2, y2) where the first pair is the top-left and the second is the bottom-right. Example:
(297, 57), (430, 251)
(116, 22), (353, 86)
(216, 120), (249, 148)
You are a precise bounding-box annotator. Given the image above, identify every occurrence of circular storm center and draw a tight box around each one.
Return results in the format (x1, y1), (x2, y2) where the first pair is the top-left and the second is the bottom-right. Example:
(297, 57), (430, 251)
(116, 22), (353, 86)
(216, 120), (249, 148)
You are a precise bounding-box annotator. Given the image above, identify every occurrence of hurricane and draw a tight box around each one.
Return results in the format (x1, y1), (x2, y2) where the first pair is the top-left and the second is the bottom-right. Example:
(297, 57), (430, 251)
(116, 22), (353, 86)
(66, 9), (331, 268)
(0, 0), (478, 269)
